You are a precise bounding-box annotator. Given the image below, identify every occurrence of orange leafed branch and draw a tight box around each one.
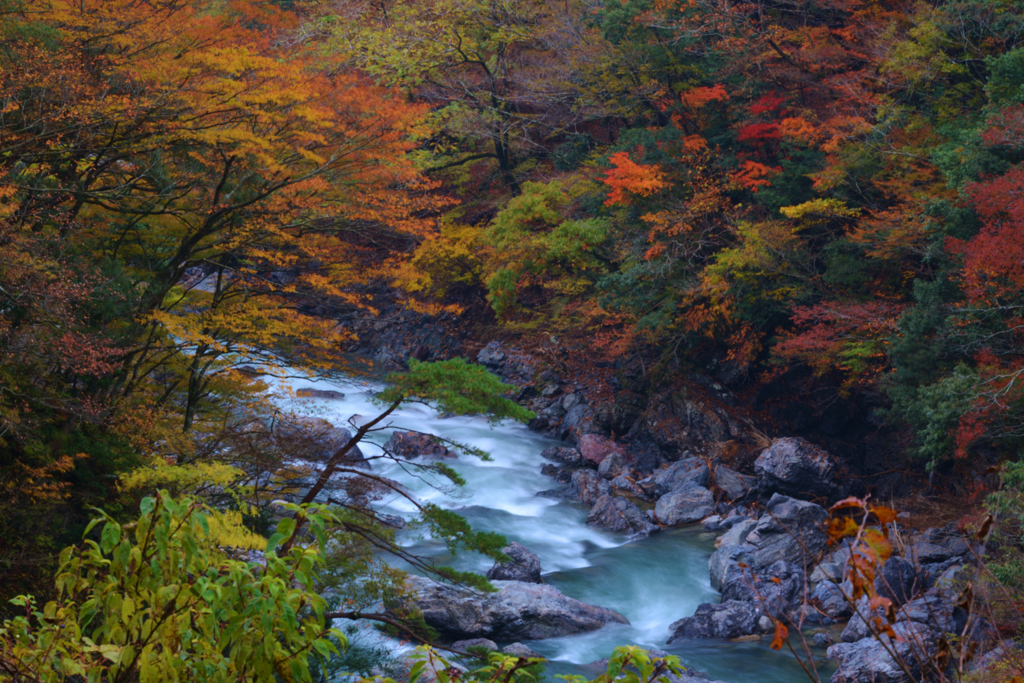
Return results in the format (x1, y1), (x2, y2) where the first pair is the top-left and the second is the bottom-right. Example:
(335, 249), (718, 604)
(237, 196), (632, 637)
(603, 152), (670, 206)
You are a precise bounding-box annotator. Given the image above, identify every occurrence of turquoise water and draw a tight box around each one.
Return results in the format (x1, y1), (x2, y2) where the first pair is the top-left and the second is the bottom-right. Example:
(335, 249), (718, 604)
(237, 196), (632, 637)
(275, 376), (822, 682)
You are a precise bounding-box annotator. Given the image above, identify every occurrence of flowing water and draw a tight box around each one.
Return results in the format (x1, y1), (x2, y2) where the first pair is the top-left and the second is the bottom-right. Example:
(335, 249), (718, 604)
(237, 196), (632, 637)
(276, 375), (825, 683)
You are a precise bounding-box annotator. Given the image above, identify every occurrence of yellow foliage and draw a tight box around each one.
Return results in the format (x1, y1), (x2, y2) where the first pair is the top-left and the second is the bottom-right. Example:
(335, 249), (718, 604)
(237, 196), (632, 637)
(780, 198), (861, 223)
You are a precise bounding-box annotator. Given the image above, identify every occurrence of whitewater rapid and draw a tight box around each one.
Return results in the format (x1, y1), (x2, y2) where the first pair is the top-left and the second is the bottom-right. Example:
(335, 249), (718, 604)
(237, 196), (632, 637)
(276, 375), (813, 682)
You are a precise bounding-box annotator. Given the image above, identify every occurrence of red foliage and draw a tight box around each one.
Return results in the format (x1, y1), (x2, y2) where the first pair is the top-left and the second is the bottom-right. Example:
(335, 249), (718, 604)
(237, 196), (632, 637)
(750, 92), (787, 115)
(737, 122), (782, 143)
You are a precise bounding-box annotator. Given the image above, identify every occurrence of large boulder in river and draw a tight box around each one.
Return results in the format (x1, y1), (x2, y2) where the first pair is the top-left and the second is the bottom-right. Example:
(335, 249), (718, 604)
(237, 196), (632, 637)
(638, 458), (711, 498)
(754, 437), (836, 500)
(713, 464), (756, 501)
(579, 434), (627, 467)
(486, 542), (542, 584)
(568, 469), (611, 506)
(709, 494), (828, 590)
(384, 431), (455, 459)
(273, 415), (364, 463)
(667, 601), (760, 641)
(720, 559), (805, 619)
(654, 485), (715, 526)
(587, 495), (659, 536)
(541, 446), (584, 467)
(399, 576), (629, 641)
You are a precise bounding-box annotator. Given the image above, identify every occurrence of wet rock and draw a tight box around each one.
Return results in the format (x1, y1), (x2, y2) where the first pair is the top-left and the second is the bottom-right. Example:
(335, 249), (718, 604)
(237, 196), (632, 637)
(587, 495), (659, 536)
(638, 458), (711, 498)
(451, 638), (497, 653)
(541, 447), (583, 467)
(384, 431), (455, 459)
(654, 485), (715, 526)
(713, 464), (756, 501)
(579, 434), (627, 467)
(609, 472), (644, 496)
(568, 469), (611, 506)
(874, 556), (922, 607)
(561, 403), (598, 442)
(598, 451), (625, 479)
(813, 632), (833, 648)
(399, 576), (629, 641)
(667, 601), (760, 641)
(754, 437), (837, 500)
(295, 387), (346, 400)
(721, 560), (805, 618)
(540, 463), (572, 483)
(502, 643), (542, 659)
(487, 542), (543, 584)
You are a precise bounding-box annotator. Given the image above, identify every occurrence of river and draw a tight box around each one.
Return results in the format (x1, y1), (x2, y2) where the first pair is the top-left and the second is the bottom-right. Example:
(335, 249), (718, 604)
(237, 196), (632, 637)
(278, 374), (821, 683)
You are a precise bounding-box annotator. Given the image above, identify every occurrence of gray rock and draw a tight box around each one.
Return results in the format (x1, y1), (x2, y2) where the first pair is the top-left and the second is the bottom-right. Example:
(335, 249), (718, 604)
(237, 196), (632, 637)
(477, 342), (506, 367)
(384, 431), (455, 459)
(874, 556), (922, 607)
(721, 560), (806, 618)
(813, 632), (833, 648)
(931, 564), (971, 600)
(609, 472), (644, 496)
(295, 387), (346, 400)
(587, 495), (659, 536)
(897, 594), (965, 635)
(451, 638), (497, 653)
(398, 576), (629, 641)
(714, 465), (756, 500)
(568, 469), (611, 506)
(717, 518), (757, 549)
(810, 580), (852, 620)
(709, 544), (755, 593)
(561, 403), (598, 442)
(754, 437), (836, 500)
(667, 601), (760, 641)
(810, 541), (854, 583)
(654, 485), (715, 526)
(598, 452), (625, 480)
(540, 447), (583, 467)
(907, 525), (973, 565)
(743, 494), (829, 571)
(501, 643), (542, 659)
(828, 621), (941, 683)
(639, 459), (711, 498)
(487, 542), (543, 584)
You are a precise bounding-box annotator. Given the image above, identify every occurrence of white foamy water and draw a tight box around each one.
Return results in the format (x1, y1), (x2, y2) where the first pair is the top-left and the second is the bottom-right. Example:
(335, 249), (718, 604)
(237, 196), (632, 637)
(272, 374), (818, 682)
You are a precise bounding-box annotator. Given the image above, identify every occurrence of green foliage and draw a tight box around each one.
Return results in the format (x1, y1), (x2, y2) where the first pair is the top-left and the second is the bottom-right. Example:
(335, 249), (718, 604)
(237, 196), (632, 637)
(888, 364), (979, 468)
(0, 493), (345, 683)
(380, 358), (535, 424)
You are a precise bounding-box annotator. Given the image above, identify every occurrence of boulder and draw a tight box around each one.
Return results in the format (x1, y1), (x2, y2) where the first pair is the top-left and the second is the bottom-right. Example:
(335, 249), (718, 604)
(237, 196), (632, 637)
(568, 469), (611, 506)
(713, 464), (756, 501)
(399, 576), (629, 641)
(874, 556), (922, 607)
(477, 342), (506, 367)
(541, 447), (583, 467)
(486, 542), (543, 584)
(587, 495), (659, 536)
(579, 434), (627, 467)
(906, 525), (973, 565)
(295, 387), (346, 400)
(741, 494), (829, 571)
(813, 632), (833, 648)
(667, 601), (760, 641)
(754, 437), (837, 500)
(502, 643), (542, 659)
(809, 580), (852, 620)
(638, 459), (711, 498)
(810, 541), (854, 584)
(654, 485), (715, 526)
(561, 404), (598, 442)
(720, 560), (805, 618)
(451, 638), (497, 653)
(384, 431), (455, 459)
(828, 621), (941, 683)
(931, 564), (971, 600)
(598, 452), (625, 480)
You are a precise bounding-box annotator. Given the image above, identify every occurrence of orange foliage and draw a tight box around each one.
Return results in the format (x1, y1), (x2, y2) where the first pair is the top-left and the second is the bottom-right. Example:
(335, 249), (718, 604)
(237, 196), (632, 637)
(603, 152), (671, 206)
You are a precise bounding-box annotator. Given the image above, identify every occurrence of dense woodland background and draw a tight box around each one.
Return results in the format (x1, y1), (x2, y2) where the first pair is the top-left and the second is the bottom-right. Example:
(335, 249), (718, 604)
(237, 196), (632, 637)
(3, 0), (1024, 679)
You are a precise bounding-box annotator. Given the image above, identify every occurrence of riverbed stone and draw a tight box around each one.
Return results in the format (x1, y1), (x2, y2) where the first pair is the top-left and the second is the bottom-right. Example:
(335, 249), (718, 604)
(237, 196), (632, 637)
(541, 447), (583, 467)
(721, 560), (805, 618)
(598, 451), (625, 479)
(874, 556), (922, 607)
(810, 580), (852, 620)
(638, 458), (711, 498)
(486, 542), (543, 584)
(828, 620), (941, 683)
(713, 465), (756, 501)
(398, 576), (629, 641)
(451, 638), (497, 653)
(502, 643), (542, 659)
(273, 415), (364, 463)
(561, 404), (598, 442)
(654, 485), (715, 526)
(295, 387), (346, 400)
(754, 437), (836, 500)
(384, 431), (455, 459)
(587, 495), (659, 536)
(568, 469), (611, 506)
(667, 601), (760, 641)
(743, 494), (829, 571)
